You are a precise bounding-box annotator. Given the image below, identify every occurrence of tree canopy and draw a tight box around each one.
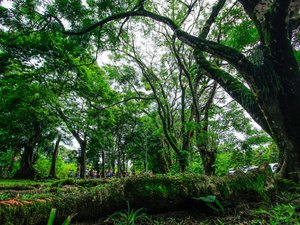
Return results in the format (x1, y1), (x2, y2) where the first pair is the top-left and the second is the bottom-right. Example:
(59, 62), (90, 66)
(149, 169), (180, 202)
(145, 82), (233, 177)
(0, 0), (299, 180)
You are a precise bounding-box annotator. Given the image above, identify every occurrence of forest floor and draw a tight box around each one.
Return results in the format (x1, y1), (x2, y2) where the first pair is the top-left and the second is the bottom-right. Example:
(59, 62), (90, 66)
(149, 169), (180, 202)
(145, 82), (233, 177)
(0, 176), (299, 225)
(78, 196), (300, 225)
(73, 177), (300, 225)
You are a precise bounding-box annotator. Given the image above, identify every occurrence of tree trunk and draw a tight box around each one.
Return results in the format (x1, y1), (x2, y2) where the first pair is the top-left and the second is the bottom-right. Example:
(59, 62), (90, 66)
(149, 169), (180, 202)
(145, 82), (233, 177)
(177, 151), (188, 172)
(276, 133), (300, 181)
(197, 83), (217, 175)
(79, 140), (87, 179)
(101, 151), (105, 177)
(48, 135), (62, 178)
(157, 152), (169, 174)
(122, 151), (126, 172)
(161, 139), (171, 173)
(260, 91), (300, 181)
(14, 144), (36, 179)
(235, 0), (300, 182)
(111, 153), (115, 174)
(117, 148), (122, 177)
(95, 160), (100, 178)
(14, 124), (41, 179)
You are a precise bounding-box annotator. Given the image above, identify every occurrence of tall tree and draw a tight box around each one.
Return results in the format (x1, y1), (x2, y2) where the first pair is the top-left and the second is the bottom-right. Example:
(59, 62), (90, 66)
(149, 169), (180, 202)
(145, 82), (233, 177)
(0, 69), (58, 178)
(2, 0), (300, 180)
(42, 0), (300, 180)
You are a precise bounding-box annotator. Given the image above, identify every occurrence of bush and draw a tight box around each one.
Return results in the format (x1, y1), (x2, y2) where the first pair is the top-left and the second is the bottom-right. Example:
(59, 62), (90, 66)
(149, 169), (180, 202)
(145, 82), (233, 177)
(34, 155), (77, 179)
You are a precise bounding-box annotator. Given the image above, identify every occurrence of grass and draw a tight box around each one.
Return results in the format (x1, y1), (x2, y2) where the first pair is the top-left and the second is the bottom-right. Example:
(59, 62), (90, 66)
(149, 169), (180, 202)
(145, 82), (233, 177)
(107, 201), (152, 225)
(47, 208), (75, 225)
(255, 204), (300, 225)
(0, 179), (53, 185)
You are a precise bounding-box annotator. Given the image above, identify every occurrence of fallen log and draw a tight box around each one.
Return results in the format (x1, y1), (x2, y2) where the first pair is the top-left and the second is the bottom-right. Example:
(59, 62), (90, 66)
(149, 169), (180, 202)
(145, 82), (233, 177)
(0, 166), (275, 225)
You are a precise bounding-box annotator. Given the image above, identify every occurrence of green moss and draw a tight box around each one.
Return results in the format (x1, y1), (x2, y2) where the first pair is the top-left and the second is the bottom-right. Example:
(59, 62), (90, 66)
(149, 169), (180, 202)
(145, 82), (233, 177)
(0, 170), (275, 224)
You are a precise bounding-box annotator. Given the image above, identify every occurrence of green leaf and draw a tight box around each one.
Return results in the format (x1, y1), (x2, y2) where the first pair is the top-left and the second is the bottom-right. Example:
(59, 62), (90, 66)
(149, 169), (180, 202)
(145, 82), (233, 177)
(47, 208), (57, 225)
(194, 195), (216, 203)
(61, 215), (73, 225)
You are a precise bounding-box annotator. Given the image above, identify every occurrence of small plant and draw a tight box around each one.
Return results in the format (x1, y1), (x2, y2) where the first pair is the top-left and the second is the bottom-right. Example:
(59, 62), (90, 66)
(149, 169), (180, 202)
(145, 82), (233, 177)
(255, 204), (300, 225)
(217, 219), (225, 225)
(193, 195), (225, 213)
(108, 201), (152, 225)
(47, 208), (75, 225)
(0, 193), (11, 200)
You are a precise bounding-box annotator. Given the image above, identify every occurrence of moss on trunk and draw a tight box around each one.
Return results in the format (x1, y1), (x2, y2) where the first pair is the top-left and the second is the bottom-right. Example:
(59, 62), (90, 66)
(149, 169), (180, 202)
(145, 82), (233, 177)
(0, 167), (275, 225)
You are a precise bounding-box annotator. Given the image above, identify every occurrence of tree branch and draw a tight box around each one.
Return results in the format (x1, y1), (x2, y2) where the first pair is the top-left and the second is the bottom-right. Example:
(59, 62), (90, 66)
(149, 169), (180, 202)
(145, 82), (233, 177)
(54, 7), (255, 81)
(268, 0), (299, 78)
(56, 108), (85, 145)
(117, 17), (130, 40)
(200, 0), (226, 38)
(196, 56), (271, 136)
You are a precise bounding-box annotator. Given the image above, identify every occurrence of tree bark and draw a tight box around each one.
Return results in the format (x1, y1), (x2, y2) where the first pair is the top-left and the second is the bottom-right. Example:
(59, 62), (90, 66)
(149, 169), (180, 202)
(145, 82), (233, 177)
(48, 135), (62, 178)
(14, 123), (41, 179)
(79, 139), (87, 179)
(259, 89), (300, 181)
(14, 143), (36, 179)
(236, 0), (300, 181)
(57, 108), (88, 179)
(197, 83), (217, 176)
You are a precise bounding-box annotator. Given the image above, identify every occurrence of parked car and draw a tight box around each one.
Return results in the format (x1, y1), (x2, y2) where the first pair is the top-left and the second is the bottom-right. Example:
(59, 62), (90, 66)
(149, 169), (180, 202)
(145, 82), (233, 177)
(229, 169), (235, 174)
(243, 165), (258, 172)
(269, 163), (278, 172)
(229, 163), (278, 175)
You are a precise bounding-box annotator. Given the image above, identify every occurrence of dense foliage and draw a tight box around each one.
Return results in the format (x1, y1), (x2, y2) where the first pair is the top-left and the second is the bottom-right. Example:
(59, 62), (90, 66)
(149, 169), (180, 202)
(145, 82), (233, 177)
(0, 1), (300, 223)
(1, 0), (288, 180)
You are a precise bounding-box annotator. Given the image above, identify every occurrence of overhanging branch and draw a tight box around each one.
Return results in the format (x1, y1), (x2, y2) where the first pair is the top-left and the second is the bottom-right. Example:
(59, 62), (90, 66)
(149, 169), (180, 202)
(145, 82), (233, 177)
(52, 7), (255, 81)
(197, 56), (271, 136)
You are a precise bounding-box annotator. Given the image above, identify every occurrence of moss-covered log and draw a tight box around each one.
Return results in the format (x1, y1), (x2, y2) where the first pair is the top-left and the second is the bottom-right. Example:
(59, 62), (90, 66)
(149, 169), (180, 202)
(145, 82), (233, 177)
(0, 168), (275, 225)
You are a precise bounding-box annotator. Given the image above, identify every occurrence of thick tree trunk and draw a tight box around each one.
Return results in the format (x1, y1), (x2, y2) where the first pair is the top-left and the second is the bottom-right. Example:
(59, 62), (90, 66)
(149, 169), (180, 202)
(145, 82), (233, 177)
(276, 135), (300, 181)
(276, 67), (300, 181)
(14, 124), (41, 179)
(261, 92), (300, 181)
(14, 144), (36, 179)
(111, 153), (115, 173)
(202, 150), (216, 176)
(237, 0), (300, 182)
(95, 161), (100, 178)
(197, 130), (216, 176)
(48, 135), (62, 178)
